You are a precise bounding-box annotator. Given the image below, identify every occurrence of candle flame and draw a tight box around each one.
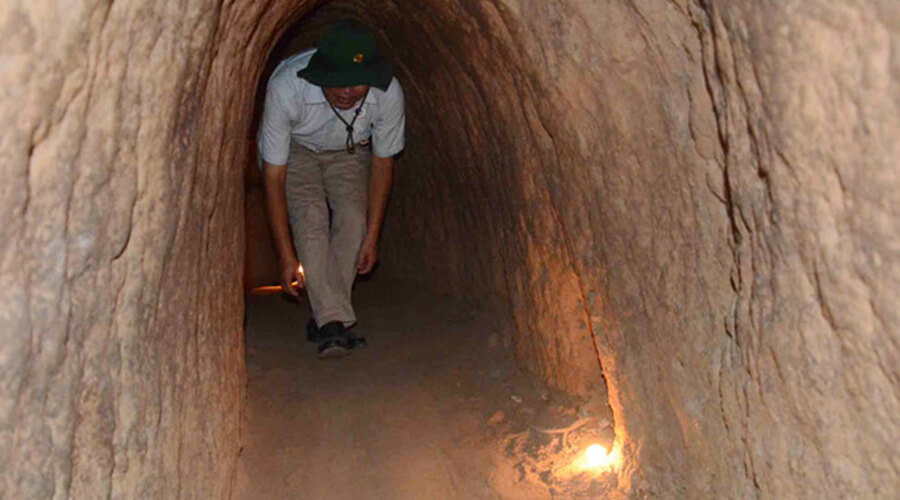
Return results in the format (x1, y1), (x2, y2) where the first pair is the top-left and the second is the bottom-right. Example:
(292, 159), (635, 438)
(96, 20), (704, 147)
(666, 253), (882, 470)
(292, 263), (306, 288)
(248, 263), (306, 295)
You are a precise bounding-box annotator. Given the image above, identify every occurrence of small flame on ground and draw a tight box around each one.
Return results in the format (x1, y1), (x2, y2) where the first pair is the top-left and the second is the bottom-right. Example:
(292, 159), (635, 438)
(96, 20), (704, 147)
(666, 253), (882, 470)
(297, 263), (305, 278)
(582, 444), (616, 470)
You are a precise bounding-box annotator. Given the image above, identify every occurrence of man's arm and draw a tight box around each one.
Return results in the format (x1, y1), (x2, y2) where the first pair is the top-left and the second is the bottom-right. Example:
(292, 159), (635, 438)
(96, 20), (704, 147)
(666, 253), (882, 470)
(360, 77), (405, 274)
(263, 162), (304, 295)
(357, 155), (394, 274)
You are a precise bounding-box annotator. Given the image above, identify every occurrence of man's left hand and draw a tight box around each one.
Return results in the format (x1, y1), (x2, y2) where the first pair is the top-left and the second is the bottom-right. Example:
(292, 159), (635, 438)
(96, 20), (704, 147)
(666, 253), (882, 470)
(358, 237), (379, 275)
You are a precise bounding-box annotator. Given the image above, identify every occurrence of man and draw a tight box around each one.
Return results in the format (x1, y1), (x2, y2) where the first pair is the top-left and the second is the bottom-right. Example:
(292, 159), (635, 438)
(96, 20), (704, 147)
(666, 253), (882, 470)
(258, 21), (405, 359)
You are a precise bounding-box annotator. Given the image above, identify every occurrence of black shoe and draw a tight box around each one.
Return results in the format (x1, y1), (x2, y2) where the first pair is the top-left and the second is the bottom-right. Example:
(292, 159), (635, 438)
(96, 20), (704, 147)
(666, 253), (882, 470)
(317, 338), (350, 359)
(346, 334), (367, 350)
(316, 321), (349, 360)
(306, 318), (321, 343)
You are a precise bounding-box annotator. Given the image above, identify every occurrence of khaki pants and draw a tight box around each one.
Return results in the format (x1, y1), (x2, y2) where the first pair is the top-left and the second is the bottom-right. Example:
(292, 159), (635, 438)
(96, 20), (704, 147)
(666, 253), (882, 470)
(285, 142), (370, 327)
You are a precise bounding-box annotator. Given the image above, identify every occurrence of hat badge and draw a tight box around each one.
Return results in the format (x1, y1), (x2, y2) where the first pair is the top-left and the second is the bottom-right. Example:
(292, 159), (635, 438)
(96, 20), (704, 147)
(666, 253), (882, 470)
(353, 53), (365, 64)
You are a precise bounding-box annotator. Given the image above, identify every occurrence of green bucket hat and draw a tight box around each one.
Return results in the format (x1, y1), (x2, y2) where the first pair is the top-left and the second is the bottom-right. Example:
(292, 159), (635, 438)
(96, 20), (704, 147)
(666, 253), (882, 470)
(297, 21), (393, 91)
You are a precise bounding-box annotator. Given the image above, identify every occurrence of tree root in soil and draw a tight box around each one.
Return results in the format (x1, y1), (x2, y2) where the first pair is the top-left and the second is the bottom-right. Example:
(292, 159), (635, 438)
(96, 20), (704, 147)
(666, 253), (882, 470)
(529, 416), (611, 449)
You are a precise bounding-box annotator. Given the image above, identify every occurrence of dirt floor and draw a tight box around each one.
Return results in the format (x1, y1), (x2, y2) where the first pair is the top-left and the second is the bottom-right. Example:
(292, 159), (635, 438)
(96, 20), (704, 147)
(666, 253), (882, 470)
(235, 278), (619, 499)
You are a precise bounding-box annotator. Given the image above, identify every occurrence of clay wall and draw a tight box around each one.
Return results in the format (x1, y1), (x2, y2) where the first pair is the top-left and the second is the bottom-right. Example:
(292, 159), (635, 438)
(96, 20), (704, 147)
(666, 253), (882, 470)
(2, 0), (897, 498)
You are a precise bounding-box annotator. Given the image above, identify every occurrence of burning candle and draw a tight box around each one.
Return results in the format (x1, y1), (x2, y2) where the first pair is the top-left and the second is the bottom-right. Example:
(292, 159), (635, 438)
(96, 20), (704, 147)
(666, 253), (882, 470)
(292, 263), (305, 288)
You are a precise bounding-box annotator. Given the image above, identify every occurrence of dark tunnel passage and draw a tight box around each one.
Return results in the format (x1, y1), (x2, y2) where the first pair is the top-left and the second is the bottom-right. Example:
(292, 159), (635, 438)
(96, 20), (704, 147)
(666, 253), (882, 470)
(248, 0), (616, 403)
(2, 0), (897, 499)
(237, 6), (620, 497)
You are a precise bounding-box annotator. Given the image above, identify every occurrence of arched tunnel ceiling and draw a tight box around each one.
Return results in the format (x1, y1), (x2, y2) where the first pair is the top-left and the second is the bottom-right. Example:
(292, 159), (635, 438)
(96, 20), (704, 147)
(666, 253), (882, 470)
(2, 0), (898, 498)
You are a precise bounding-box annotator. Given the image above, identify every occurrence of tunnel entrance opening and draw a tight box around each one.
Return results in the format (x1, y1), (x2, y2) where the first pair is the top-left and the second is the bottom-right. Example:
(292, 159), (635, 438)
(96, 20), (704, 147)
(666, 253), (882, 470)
(238, 5), (619, 499)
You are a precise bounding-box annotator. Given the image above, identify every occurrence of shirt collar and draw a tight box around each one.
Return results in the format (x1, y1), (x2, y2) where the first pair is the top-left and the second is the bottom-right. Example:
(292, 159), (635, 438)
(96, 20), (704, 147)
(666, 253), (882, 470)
(301, 82), (378, 105)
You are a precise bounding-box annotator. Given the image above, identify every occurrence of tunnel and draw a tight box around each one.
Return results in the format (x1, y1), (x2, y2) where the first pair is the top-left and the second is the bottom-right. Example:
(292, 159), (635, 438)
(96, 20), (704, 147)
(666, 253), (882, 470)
(2, 0), (898, 498)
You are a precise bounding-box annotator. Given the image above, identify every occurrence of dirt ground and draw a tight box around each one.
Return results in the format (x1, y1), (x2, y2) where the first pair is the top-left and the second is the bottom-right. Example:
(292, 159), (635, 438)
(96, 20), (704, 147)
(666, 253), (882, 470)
(235, 278), (618, 499)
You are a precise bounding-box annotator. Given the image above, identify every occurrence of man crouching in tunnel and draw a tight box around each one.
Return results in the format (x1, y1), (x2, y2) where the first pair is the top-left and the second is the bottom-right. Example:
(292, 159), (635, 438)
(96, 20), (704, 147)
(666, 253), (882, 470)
(258, 21), (406, 359)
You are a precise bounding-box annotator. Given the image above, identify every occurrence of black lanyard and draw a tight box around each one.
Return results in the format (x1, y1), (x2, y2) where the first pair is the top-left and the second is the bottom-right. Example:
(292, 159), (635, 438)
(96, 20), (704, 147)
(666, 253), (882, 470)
(328, 88), (370, 154)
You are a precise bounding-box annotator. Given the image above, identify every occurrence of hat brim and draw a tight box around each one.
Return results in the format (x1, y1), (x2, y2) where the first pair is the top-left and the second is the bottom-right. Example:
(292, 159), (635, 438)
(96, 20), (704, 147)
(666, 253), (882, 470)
(297, 51), (393, 91)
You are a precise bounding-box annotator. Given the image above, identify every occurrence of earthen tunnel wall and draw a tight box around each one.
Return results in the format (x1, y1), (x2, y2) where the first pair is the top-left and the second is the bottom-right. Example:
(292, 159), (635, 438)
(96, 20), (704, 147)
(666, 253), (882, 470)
(1, 1), (897, 498)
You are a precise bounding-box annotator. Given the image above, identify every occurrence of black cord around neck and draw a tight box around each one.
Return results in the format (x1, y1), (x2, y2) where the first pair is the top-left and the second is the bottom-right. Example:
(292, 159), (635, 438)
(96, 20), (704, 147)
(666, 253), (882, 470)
(328, 88), (370, 154)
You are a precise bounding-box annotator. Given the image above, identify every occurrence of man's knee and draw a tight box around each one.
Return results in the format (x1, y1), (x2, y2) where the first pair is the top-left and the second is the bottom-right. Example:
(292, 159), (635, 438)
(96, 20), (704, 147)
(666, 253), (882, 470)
(289, 204), (330, 241)
(330, 203), (367, 235)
